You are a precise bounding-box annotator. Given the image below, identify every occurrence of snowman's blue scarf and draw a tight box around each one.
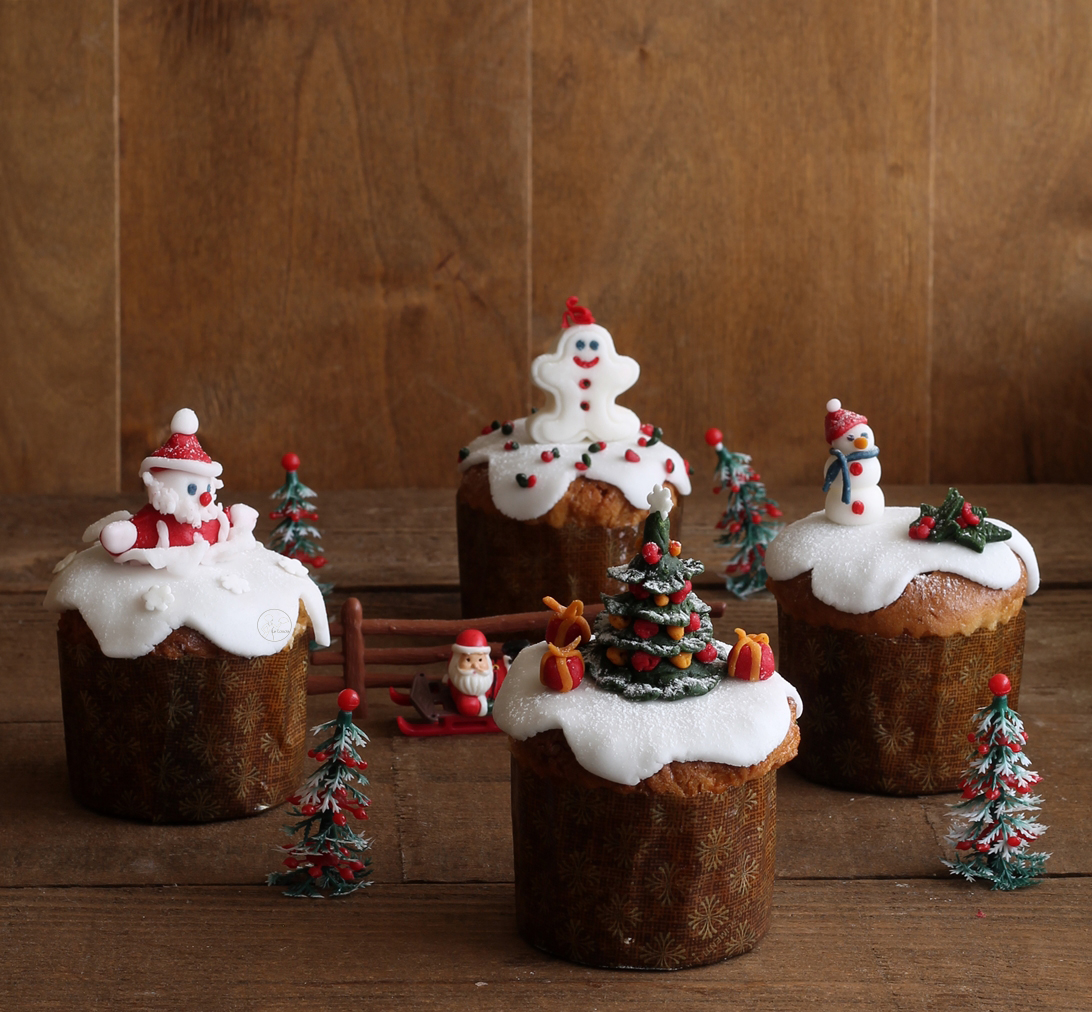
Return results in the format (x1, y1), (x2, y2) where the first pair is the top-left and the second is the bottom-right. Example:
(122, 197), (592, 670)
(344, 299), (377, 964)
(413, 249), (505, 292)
(823, 446), (880, 504)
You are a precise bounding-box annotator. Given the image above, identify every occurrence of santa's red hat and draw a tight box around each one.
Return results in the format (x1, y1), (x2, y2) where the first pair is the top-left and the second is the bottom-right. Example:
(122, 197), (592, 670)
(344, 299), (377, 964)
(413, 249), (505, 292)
(824, 398), (868, 444)
(139, 408), (223, 478)
(451, 629), (490, 656)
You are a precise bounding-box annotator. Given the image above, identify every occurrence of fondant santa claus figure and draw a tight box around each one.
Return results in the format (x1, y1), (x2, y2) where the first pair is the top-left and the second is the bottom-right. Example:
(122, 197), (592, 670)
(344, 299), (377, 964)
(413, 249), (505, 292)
(443, 629), (502, 717)
(98, 408), (257, 562)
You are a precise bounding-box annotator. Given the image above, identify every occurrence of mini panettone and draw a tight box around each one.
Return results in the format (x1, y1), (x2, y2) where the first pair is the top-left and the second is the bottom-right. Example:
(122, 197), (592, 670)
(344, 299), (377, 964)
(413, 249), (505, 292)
(456, 297), (690, 617)
(44, 409), (330, 823)
(764, 400), (1038, 795)
(492, 486), (801, 969)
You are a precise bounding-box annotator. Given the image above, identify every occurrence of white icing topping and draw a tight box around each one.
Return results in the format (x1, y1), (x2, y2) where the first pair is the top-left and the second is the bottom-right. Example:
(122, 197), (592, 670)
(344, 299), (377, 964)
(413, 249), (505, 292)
(44, 542), (331, 659)
(492, 641), (802, 786)
(765, 506), (1039, 615)
(459, 417), (691, 521)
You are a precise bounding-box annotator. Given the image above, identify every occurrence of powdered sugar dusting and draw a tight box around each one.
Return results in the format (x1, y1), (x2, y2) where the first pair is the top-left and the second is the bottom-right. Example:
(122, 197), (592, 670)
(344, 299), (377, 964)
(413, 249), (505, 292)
(493, 641), (802, 786)
(765, 507), (1039, 615)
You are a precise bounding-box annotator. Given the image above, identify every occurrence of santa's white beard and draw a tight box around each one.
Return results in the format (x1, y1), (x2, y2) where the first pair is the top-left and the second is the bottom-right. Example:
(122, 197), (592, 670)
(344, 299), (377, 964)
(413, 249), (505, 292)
(448, 666), (493, 697)
(146, 477), (219, 527)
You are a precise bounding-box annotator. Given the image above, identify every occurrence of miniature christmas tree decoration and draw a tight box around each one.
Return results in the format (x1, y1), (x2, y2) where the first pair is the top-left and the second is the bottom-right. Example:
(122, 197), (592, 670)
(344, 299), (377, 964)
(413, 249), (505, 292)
(268, 452), (330, 595)
(943, 673), (1049, 890)
(705, 428), (783, 597)
(821, 399), (884, 525)
(267, 688), (373, 898)
(583, 484), (723, 700)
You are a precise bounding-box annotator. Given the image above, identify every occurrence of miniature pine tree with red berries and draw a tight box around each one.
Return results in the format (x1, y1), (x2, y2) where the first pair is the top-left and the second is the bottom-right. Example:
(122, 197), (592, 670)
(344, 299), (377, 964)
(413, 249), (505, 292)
(268, 452), (330, 595)
(584, 485), (721, 701)
(268, 689), (373, 898)
(705, 428), (783, 598)
(944, 673), (1049, 890)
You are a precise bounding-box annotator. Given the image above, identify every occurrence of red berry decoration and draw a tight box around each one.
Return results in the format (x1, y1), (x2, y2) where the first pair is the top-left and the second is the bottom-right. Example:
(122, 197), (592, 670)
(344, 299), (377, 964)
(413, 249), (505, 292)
(687, 611), (701, 632)
(989, 673), (1012, 696)
(669, 580), (692, 604)
(337, 689), (360, 712)
(281, 452), (301, 472)
(633, 619), (659, 640)
(642, 542), (662, 565)
(695, 642), (718, 664)
(704, 428), (724, 446)
(630, 651), (660, 673)
(625, 449), (641, 462)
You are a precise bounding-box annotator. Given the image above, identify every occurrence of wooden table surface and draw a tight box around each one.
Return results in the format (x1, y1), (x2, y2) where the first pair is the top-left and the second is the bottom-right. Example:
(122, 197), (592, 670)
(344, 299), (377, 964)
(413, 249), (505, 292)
(3, 486), (1089, 1011)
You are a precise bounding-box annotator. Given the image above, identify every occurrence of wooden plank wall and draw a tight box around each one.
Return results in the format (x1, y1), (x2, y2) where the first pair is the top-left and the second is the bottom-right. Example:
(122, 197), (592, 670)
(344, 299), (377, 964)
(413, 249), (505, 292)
(3, 1), (1090, 495)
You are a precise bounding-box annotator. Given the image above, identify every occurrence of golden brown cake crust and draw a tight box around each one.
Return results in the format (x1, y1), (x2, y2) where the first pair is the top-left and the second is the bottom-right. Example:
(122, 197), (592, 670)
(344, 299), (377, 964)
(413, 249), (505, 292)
(57, 605), (308, 659)
(766, 563), (1027, 639)
(457, 463), (678, 530)
(507, 701), (799, 797)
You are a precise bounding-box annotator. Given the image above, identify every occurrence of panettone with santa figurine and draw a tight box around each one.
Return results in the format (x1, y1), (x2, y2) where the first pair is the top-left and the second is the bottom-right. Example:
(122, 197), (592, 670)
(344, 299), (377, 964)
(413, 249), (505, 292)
(456, 297), (692, 618)
(764, 397), (1039, 795)
(45, 408), (330, 823)
(492, 485), (801, 969)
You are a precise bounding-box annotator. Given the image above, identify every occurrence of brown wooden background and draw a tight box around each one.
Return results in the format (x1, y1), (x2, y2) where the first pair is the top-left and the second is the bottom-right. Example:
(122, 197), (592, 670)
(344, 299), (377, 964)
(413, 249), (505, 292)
(4, 0), (1091, 496)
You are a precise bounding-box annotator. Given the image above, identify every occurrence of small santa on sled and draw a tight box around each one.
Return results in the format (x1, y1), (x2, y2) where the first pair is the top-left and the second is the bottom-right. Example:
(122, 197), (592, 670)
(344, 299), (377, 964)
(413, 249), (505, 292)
(389, 630), (529, 737)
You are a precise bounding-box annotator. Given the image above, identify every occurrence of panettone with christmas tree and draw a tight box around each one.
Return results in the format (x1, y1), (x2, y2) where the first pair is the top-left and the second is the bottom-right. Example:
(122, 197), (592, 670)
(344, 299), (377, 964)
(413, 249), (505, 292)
(492, 485), (801, 969)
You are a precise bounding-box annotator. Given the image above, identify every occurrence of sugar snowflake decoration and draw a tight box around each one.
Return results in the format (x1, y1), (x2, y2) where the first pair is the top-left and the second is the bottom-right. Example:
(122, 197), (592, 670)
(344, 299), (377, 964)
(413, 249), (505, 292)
(143, 584), (174, 612)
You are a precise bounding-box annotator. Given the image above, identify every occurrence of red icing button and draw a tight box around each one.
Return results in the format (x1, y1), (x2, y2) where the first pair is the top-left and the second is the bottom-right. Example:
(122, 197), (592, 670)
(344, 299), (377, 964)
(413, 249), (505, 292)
(579, 378), (591, 389)
(580, 401), (590, 411)
(851, 501), (865, 515)
(849, 462), (863, 476)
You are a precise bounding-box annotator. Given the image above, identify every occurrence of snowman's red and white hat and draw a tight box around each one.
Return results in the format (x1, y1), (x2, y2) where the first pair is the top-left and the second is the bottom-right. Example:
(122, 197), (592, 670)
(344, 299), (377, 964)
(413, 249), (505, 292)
(451, 629), (491, 656)
(139, 408), (223, 478)
(824, 398), (868, 444)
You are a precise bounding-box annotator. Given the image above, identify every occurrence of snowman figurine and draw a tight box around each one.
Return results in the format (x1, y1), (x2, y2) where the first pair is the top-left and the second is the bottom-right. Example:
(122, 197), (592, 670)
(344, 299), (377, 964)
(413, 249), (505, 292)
(98, 408), (257, 561)
(822, 398), (885, 525)
(527, 297), (642, 444)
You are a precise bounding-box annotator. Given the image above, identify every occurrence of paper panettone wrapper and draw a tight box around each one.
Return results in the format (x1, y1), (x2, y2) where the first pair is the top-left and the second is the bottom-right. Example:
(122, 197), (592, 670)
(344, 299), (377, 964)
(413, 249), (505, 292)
(57, 616), (308, 823)
(455, 473), (683, 618)
(511, 750), (779, 969)
(777, 606), (1025, 795)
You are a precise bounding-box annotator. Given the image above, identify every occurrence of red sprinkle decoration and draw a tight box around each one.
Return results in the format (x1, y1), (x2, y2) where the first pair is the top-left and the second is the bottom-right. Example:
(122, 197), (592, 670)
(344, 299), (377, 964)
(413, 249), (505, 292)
(669, 579), (692, 604)
(665, 459), (675, 474)
(633, 619), (659, 640)
(625, 449), (641, 462)
(580, 401), (590, 411)
(574, 461), (589, 471)
(541, 450), (554, 462)
(640, 423), (655, 436)
(642, 542), (663, 565)
(638, 437), (648, 447)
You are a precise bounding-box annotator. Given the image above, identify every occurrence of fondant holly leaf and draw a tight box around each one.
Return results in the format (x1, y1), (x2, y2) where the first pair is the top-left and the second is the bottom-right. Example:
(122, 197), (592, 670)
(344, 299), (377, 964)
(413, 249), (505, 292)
(909, 487), (1012, 553)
